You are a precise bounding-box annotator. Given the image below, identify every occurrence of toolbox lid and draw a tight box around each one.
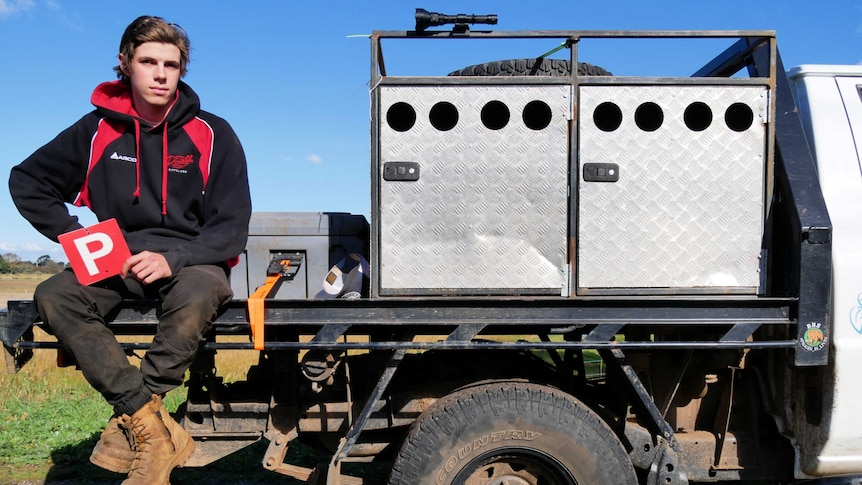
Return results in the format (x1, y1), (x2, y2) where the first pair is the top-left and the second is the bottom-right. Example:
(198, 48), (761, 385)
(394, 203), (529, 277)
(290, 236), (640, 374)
(248, 212), (368, 237)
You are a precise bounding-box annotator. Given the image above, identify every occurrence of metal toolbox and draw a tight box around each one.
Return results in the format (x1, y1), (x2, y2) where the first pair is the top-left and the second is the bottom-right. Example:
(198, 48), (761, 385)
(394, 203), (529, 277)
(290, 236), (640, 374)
(230, 212), (368, 299)
(577, 85), (768, 294)
(376, 84), (571, 295)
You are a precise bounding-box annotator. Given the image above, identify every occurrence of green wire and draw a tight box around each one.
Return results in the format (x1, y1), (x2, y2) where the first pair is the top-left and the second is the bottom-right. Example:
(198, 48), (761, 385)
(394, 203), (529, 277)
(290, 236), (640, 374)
(536, 41), (567, 59)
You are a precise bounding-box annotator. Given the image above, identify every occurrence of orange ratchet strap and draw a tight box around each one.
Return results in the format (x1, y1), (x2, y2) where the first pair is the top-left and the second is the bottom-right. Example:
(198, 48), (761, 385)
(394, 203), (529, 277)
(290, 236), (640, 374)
(247, 253), (303, 350)
(248, 275), (280, 350)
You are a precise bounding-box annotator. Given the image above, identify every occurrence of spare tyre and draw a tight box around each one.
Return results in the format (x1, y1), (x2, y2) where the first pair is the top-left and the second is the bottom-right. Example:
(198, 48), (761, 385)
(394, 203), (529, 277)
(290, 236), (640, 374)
(448, 58), (612, 77)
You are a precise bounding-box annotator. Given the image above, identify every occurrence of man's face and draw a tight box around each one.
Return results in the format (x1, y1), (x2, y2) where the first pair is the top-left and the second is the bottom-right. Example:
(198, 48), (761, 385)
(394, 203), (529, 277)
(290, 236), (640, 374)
(120, 42), (182, 122)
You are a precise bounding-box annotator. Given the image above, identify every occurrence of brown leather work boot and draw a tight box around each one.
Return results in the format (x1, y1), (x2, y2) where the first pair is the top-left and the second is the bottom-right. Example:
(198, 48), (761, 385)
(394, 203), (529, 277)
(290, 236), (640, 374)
(90, 415), (134, 473)
(154, 397), (194, 460)
(121, 395), (195, 485)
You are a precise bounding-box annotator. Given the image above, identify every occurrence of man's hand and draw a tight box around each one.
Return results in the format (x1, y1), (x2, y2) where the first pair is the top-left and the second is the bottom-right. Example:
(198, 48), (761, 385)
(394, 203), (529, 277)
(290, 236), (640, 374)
(122, 251), (172, 284)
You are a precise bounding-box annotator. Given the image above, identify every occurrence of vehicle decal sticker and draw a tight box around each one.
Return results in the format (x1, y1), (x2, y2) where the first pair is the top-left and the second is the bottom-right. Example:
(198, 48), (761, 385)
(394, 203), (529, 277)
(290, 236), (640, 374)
(801, 322), (827, 352)
(851, 293), (862, 334)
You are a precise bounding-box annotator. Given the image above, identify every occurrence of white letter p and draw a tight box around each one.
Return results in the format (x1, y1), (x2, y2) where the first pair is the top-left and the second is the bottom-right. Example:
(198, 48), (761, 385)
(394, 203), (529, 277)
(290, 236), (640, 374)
(73, 233), (114, 276)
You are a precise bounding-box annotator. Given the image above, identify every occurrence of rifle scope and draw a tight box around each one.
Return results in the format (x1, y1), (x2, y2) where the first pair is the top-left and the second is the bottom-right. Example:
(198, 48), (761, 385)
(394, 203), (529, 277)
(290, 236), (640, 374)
(414, 8), (498, 31)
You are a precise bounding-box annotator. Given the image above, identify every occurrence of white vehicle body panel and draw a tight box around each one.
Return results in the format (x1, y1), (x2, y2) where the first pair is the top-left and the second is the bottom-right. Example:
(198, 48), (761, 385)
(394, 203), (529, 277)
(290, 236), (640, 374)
(789, 64), (862, 476)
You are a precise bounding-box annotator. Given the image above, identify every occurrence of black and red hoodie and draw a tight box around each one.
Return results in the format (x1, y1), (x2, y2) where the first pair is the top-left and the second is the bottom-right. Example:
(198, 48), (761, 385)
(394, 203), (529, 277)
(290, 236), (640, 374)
(9, 80), (252, 274)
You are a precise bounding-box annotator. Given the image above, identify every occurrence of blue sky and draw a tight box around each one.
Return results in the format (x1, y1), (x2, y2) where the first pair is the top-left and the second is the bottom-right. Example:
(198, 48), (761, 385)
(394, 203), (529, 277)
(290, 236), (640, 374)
(0, 0), (860, 263)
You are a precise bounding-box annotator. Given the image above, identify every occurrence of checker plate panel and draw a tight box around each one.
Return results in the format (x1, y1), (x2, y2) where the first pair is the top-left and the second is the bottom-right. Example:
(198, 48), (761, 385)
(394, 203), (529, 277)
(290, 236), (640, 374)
(378, 85), (570, 293)
(578, 85), (767, 292)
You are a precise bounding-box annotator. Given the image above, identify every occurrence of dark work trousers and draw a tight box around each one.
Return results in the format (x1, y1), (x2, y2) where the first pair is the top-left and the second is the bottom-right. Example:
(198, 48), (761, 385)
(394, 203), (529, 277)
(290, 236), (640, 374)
(34, 265), (233, 416)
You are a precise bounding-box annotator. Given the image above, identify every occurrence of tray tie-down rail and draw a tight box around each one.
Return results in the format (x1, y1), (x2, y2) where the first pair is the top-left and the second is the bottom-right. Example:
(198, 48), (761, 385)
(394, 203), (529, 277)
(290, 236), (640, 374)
(4, 295), (798, 372)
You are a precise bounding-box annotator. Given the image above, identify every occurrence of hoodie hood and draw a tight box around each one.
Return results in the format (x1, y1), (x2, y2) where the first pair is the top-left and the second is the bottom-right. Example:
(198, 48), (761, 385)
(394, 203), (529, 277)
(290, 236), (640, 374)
(90, 80), (200, 129)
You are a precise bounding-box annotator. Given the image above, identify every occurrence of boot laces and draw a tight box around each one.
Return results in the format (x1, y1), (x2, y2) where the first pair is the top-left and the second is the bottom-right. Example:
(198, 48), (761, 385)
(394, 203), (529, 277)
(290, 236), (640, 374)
(126, 412), (166, 476)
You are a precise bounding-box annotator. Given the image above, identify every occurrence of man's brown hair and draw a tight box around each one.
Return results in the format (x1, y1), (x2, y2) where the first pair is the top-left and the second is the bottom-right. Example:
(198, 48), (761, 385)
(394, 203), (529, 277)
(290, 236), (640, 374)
(114, 16), (191, 81)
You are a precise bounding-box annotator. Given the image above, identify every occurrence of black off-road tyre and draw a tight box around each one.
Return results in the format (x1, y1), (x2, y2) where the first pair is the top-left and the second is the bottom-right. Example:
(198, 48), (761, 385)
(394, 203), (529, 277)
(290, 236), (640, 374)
(388, 382), (636, 485)
(448, 58), (612, 77)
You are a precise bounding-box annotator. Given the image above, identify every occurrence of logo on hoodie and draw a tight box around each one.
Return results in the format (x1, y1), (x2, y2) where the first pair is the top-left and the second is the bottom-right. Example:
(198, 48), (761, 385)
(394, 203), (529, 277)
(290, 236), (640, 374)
(168, 154), (195, 174)
(109, 152), (137, 163)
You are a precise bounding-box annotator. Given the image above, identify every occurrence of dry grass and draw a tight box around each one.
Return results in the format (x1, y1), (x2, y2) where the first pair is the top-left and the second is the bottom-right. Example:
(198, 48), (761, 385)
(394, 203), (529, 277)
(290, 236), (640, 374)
(0, 273), (50, 309)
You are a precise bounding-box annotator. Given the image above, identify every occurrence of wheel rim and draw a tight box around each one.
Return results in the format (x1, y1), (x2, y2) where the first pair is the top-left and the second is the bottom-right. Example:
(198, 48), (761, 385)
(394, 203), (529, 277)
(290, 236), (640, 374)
(454, 447), (578, 485)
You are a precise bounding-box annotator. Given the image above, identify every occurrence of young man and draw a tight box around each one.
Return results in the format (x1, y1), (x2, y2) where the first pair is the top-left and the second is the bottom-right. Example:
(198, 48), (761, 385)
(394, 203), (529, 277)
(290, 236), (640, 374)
(8, 16), (251, 484)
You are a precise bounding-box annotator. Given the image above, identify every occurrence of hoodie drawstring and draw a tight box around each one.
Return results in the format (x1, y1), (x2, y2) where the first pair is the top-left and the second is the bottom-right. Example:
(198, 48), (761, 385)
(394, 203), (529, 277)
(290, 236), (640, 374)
(132, 119), (142, 199)
(161, 121), (169, 216)
(131, 119), (170, 216)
